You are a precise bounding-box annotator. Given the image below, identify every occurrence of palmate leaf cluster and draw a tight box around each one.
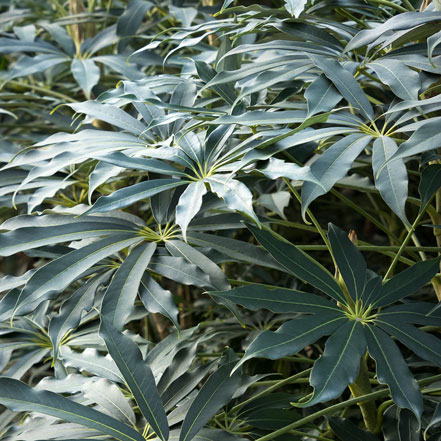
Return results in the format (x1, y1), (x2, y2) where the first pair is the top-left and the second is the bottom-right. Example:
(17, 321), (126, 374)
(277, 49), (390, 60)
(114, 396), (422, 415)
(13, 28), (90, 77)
(1, 1), (441, 441)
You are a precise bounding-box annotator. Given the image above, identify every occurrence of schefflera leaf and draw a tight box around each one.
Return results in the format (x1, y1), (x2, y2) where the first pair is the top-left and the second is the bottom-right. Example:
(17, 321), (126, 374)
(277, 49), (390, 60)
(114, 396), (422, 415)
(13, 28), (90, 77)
(99, 319), (169, 441)
(0, 377), (145, 441)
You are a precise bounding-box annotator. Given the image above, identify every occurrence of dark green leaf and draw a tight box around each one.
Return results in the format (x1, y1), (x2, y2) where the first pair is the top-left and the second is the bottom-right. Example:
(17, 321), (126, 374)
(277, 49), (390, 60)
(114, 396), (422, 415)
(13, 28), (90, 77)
(0, 378), (145, 441)
(247, 224), (345, 303)
(297, 320), (366, 407)
(100, 319), (169, 441)
(366, 325), (422, 419)
(419, 164), (441, 211)
(329, 417), (380, 441)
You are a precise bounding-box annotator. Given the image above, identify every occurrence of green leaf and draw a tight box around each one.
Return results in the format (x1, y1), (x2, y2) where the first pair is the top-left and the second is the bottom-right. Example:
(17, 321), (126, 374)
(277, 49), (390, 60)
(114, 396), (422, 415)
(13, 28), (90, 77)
(328, 223), (367, 303)
(0, 221), (136, 256)
(68, 101), (146, 135)
(93, 152), (186, 176)
(186, 231), (282, 270)
(207, 175), (260, 226)
(166, 240), (230, 290)
(381, 118), (441, 167)
(149, 256), (211, 288)
(8, 54), (68, 79)
(99, 319), (169, 441)
(376, 319), (441, 367)
(365, 325), (423, 420)
(372, 136), (409, 225)
(0, 378), (145, 441)
(71, 59), (100, 99)
(307, 54), (373, 121)
(139, 273), (180, 329)
(369, 60), (421, 101)
(373, 257), (441, 307)
(297, 320), (366, 407)
(284, 0), (307, 17)
(82, 378), (136, 426)
(305, 75), (342, 117)
(377, 302), (441, 326)
(101, 242), (156, 330)
(117, 0), (152, 36)
(11, 234), (141, 317)
(302, 134), (373, 220)
(247, 224), (345, 303)
(176, 181), (207, 242)
(49, 273), (110, 359)
(419, 164), (441, 211)
(236, 313), (345, 369)
(329, 417), (380, 441)
(179, 360), (243, 441)
(85, 179), (187, 214)
(209, 284), (341, 314)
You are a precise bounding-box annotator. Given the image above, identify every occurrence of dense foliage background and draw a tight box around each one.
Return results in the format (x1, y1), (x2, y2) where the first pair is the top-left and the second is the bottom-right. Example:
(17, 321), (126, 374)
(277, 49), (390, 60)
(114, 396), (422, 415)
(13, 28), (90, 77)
(1, 0), (441, 440)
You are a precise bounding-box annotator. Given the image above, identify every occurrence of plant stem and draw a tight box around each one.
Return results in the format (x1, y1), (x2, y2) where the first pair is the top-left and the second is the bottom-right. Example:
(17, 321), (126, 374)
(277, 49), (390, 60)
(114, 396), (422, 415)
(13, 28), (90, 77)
(254, 374), (441, 441)
(283, 178), (336, 268)
(366, 0), (408, 12)
(348, 357), (377, 433)
(384, 208), (429, 280)
(231, 368), (313, 414)
(7, 80), (77, 103)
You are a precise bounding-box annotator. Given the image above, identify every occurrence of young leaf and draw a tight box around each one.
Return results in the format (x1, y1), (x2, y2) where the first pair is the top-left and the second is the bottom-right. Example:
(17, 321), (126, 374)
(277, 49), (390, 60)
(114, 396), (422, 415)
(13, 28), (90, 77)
(328, 223), (367, 302)
(284, 0), (307, 17)
(365, 325), (423, 420)
(0, 378), (145, 441)
(247, 224), (345, 303)
(99, 319), (169, 441)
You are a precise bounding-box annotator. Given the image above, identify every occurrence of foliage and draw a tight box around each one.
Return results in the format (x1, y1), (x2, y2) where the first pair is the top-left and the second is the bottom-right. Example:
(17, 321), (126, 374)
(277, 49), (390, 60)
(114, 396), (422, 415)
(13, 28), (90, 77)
(1, 0), (441, 440)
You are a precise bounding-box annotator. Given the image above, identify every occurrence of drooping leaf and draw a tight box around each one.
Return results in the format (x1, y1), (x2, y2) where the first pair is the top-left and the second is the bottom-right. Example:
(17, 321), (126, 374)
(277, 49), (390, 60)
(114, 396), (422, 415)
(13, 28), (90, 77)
(307, 54), (374, 121)
(302, 134), (373, 220)
(372, 136), (409, 225)
(419, 164), (441, 211)
(10, 234), (141, 317)
(376, 319), (441, 367)
(85, 179), (187, 214)
(101, 242), (156, 330)
(99, 319), (169, 441)
(49, 273), (111, 358)
(71, 59), (100, 99)
(369, 59), (421, 101)
(305, 75), (342, 117)
(296, 320), (366, 407)
(139, 273), (180, 329)
(175, 181), (207, 242)
(0, 378), (145, 441)
(365, 325), (423, 420)
(247, 224), (346, 303)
